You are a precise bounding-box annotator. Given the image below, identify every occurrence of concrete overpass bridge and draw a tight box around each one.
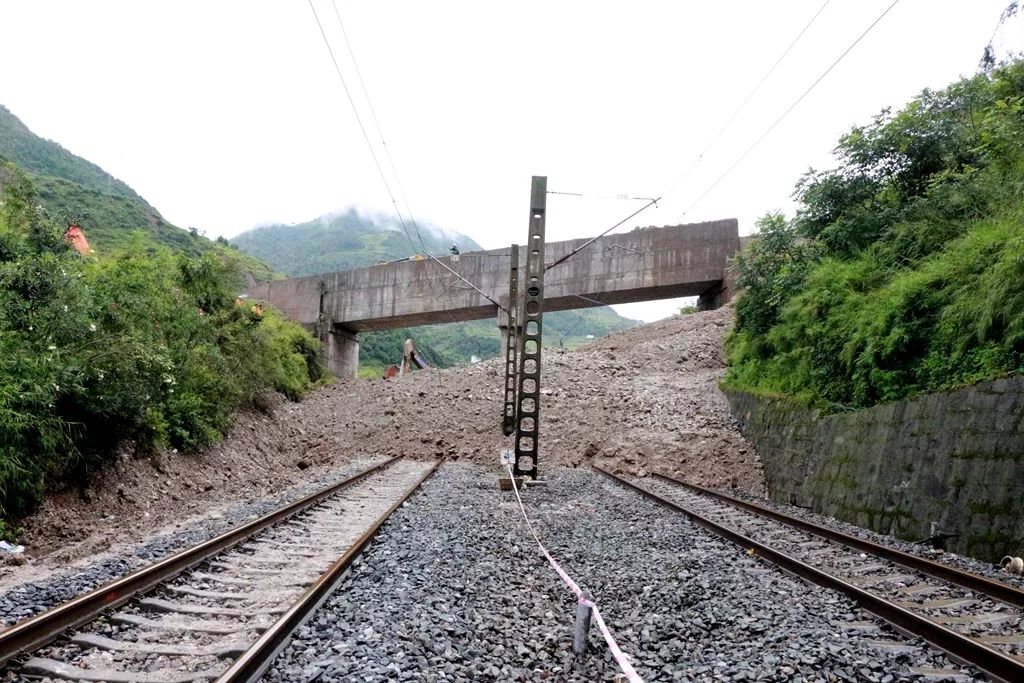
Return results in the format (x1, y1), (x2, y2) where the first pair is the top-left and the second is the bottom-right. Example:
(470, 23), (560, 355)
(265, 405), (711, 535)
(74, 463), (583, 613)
(247, 219), (741, 376)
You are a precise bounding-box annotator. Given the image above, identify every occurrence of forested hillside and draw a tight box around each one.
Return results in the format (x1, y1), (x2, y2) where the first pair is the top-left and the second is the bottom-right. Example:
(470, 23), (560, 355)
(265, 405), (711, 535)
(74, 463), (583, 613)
(0, 105), (144, 202)
(231, 210), (482, 275)
(0, 105), (275, 280)
(359, 306), (637, 374)
(0, 163), (324, 527)
(0, 110), (326, 529)
(231, 213), (640, 372)
(726, 59), (1024, 409)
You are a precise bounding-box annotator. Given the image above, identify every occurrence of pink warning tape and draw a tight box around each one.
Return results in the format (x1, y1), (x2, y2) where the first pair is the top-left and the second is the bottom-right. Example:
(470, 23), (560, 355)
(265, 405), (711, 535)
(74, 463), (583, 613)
(505, 465), (644, 683)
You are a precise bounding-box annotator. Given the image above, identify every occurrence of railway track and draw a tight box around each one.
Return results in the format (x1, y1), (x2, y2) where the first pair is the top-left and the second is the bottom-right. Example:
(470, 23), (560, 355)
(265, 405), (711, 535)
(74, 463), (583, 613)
(595, 466), (1024, 682)
(0, 456), (439, 683)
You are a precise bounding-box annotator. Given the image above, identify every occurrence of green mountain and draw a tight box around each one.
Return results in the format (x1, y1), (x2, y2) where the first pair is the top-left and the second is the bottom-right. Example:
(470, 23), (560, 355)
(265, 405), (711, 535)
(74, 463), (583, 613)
(0, 104), (275, 279)
(230, 213), (640, 371)
(0, 104), (143, 200)
(231, 209), (482, 275)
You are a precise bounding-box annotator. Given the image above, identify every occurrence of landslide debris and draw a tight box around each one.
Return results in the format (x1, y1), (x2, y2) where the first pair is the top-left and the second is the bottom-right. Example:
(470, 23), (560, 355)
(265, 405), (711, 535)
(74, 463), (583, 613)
(8, 306), (762, 573)
(305, 305), (762, 492)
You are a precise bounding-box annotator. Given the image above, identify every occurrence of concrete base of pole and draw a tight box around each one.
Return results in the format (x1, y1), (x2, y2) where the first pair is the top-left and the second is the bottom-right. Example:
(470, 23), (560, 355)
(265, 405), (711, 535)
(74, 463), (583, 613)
(498, 477), (525, 491)
(573, 597), (593, 658)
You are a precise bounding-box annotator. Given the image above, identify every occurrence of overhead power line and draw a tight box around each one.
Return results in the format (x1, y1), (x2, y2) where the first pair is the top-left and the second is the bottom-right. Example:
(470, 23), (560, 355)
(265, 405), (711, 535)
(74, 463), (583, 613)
(327, 0), (460, 321)
(313, 1), (505, 321)
(329, 1), (465, 315)
(680, 0), (905, 218)
(306, 0), (419, 256)
(664, 0), (833, 199)
(328, 0), (432, 255)
(546, 0), (837, 273)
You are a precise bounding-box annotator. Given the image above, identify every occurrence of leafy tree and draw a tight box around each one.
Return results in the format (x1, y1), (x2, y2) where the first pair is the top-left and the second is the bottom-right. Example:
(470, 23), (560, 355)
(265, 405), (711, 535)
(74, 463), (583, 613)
(0, 164), (325, 522)
(726, 59), (1024, 409)
(733, 212), (821, 337)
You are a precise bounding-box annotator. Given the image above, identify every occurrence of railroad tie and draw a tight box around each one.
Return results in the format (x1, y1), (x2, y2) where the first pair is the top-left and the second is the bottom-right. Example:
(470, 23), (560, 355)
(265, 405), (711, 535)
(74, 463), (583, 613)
(21, 658), (219, 683)
(109, 612), (266, 634)
(70, 632), (248, 658)
(138, 597), (287, 617)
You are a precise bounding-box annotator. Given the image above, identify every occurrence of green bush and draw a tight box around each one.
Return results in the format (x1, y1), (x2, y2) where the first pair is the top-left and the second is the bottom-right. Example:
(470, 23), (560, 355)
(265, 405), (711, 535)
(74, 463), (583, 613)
(726, 60), (1024, 410)
(0, 162), (325, 522)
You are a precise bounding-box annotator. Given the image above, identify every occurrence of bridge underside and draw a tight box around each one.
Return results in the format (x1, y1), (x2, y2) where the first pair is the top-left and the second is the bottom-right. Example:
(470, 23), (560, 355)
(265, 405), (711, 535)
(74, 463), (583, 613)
(248, 219), (740, 375)
(330, 278), (724, 332)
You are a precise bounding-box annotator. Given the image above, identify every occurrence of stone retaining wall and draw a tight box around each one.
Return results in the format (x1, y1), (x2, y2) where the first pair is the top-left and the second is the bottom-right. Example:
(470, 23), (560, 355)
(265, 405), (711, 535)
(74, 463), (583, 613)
(724, 376), (1024, 562)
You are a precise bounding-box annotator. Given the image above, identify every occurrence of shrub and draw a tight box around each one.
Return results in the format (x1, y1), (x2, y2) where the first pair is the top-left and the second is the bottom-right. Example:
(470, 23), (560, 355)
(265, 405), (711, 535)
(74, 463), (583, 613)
(726, 60), (1024, 410)
(0, 162), (325, 522)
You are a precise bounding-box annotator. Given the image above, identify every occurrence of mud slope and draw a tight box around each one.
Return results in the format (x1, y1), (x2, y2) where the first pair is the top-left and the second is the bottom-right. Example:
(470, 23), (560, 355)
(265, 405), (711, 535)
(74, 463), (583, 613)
(9, 306), (762, 571)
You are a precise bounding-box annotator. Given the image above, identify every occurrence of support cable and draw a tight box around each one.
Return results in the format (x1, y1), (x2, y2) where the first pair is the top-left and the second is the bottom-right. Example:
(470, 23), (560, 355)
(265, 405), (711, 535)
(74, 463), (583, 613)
(546, 197), (660, 271)
(306, 0), (419, 256)
(426, 254), (509, 314)
(547, 191), (656, 202)
(679, 0), (905, 217)
(663, 0), (833, 199)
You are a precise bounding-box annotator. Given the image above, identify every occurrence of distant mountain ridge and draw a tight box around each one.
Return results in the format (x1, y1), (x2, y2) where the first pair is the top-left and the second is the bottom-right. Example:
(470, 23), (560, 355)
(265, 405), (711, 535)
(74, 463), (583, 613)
(230, 209), (482, 276)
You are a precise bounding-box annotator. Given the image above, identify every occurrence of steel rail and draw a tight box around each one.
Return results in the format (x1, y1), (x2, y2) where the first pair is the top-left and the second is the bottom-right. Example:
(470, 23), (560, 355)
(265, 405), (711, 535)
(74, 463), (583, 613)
(0, 456), (403, 666)
(653, 472), (1024, 609)
(594, 466), (1024, 682)
(216, 458), (443, 682)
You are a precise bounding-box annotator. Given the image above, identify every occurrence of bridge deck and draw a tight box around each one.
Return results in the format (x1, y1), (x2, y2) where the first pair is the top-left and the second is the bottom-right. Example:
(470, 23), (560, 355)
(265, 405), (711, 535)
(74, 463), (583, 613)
(248, 219), (739, 332)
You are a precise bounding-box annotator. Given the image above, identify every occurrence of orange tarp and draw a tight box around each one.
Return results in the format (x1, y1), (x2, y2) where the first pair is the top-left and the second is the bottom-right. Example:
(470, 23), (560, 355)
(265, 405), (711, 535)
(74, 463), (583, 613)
(65, 225), (90, 255)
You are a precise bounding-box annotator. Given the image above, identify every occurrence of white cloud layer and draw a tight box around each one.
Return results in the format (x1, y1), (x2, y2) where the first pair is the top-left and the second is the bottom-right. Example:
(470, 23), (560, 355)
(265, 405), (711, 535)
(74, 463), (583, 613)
(0, 0), (1016, 320)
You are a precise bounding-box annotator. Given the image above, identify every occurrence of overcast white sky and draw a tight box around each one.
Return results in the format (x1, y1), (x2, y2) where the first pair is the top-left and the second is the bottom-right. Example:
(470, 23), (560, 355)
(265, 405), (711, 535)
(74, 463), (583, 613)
(0, 1), (1017, 320)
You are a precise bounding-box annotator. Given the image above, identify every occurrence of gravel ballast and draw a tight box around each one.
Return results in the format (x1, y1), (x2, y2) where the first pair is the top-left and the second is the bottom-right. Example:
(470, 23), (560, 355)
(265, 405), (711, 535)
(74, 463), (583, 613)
(723, 485), (1024, 592)
(264, 463), (978, 682)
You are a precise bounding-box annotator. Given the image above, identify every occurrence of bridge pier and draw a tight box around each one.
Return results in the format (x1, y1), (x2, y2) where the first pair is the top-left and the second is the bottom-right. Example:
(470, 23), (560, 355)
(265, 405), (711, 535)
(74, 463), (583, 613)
(697, 283), (728, 311)
(326, 326), (360, 378)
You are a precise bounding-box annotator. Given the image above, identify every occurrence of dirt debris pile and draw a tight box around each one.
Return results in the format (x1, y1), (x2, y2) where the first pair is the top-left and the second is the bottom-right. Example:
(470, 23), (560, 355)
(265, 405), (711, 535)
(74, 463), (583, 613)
(12, 306), (762, 567)
(291, 305), (762, 489)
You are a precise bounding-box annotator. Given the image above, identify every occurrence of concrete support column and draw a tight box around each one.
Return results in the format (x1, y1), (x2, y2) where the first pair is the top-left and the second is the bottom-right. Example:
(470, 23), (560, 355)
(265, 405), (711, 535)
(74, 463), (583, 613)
(698, 250), (742, 310)
(697, 283), (727, 311)
(327, 326), (360, 378)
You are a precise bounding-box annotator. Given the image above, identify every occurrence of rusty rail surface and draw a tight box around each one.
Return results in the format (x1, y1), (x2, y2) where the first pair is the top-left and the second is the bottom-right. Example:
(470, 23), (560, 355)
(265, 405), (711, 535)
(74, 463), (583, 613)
(217, 459), (442, 682)
(0, 456), (403, 666)
(653, 471), (1024, 609)
(594, 465), (1024, 682)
